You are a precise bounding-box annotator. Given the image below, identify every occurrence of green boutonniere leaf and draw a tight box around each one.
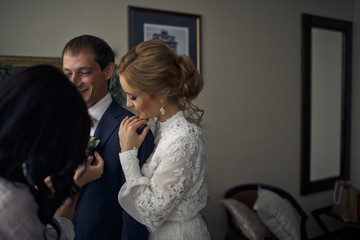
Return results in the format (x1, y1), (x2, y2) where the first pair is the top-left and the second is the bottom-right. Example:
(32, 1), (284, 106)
(86, 136), (100, 155)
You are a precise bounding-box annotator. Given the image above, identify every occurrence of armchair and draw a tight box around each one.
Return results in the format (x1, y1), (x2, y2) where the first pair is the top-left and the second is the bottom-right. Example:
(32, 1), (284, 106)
(222, 183), (308, 240)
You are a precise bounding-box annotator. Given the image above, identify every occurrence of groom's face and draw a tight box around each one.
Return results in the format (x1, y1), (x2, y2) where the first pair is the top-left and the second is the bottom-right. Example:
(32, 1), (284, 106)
(62, 50), (108, 109)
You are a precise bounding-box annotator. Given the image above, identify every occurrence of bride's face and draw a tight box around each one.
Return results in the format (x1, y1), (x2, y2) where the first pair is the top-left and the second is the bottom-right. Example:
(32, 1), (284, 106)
(119, 75), (160, 120)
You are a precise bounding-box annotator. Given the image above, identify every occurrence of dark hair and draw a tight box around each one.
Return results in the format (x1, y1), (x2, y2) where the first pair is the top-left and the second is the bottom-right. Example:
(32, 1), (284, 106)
(62, 34), (114, 71)
(0, 65), (90, 237)
(117, 40), (204, 125)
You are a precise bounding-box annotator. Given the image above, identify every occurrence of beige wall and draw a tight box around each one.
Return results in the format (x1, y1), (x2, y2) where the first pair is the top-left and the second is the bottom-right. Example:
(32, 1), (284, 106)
(1, 0), (359, 239)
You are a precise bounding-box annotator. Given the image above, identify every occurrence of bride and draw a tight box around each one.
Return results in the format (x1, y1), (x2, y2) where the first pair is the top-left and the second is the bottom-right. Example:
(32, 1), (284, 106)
(117, 40), (210, 240)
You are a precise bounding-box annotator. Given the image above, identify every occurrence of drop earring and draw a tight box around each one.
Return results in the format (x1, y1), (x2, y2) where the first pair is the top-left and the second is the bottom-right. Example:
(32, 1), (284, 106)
(160, 106), (165, 115)
(159, 99), (166, 115)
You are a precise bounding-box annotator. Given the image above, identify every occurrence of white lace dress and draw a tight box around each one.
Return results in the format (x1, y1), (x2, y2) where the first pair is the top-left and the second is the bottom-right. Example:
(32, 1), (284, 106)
(118, 111), (210, 240)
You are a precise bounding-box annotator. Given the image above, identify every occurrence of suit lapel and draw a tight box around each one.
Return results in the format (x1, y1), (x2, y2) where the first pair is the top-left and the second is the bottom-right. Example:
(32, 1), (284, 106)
(94, 100), (124, 149)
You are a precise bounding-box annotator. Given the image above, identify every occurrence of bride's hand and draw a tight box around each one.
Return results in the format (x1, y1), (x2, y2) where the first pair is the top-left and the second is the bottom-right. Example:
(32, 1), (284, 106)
(118, 116), (150, 152)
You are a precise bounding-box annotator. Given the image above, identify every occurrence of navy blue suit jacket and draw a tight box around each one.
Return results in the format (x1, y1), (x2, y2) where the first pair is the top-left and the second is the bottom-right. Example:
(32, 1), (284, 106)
(73, 100), (154, 240)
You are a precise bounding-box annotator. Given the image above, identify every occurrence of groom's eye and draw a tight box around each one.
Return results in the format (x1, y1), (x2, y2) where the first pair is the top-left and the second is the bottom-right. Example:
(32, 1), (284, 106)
(63, 71), (71, 76)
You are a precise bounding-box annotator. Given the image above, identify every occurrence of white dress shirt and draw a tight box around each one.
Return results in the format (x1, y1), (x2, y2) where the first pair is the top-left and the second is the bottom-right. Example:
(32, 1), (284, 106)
(88, 93), (112, 136)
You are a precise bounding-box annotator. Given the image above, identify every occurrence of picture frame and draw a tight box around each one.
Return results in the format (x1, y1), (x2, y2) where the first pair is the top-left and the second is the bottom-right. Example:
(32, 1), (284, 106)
(0, 55), (125, 106)
(0, 55), (62, 69)
(128, 6), (201, 72)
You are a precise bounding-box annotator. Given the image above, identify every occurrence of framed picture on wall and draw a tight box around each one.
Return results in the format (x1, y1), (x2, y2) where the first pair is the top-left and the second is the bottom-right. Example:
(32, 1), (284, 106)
(128, 6), (201, 72)
(0, 55), (62, 82)
(0, 55), (62, 69)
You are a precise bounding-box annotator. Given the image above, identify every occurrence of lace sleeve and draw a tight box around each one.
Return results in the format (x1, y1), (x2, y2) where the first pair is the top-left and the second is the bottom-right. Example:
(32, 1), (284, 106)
(118, 135), (202, 232)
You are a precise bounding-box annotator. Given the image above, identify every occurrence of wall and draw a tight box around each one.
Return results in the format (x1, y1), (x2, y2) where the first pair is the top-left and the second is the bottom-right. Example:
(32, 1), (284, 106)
(0, 0), (358, 239)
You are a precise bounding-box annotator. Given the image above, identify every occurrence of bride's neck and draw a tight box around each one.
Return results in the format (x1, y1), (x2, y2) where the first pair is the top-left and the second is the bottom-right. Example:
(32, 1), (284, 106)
(158, 103), (180, 122)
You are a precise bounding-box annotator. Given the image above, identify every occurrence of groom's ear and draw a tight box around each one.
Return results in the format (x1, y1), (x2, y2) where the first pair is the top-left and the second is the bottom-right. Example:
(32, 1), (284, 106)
(104, 62), (115, 80)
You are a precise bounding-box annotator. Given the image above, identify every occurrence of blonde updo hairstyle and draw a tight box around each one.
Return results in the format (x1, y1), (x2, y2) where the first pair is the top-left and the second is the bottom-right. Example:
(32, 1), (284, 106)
(117, 40), (204, 125)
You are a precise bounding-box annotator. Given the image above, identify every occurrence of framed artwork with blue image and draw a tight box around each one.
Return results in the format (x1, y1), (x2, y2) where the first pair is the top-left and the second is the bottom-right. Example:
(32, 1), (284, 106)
(128, 6), (201, 72)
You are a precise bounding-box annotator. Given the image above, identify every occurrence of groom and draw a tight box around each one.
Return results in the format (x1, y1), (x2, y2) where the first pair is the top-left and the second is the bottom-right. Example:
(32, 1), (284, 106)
(62, 35), (154, 240)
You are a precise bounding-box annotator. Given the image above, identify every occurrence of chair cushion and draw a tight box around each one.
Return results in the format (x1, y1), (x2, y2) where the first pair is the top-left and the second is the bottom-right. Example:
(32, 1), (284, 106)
(253, 187), (301, 240)
(220, 198), (273, 240)
(231, 189), (258, 207)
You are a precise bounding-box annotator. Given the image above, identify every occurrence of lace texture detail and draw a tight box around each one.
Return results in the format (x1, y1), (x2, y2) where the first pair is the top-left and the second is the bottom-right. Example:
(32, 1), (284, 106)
(118, 111), (209, 239)
(119, 148), (141, 182)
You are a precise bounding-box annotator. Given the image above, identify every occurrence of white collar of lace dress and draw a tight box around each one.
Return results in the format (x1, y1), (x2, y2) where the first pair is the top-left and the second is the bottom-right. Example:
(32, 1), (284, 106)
(156, 110), (183, 128)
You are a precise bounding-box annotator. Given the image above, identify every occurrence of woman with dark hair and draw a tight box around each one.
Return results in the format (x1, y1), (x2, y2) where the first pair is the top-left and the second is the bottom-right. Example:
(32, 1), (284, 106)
(0, 65), (104, 239)
(117, 40), (210, 239)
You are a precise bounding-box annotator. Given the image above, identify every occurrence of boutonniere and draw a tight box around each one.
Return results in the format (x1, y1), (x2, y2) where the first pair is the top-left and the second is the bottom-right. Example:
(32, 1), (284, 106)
(86, 136), (100, 156)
